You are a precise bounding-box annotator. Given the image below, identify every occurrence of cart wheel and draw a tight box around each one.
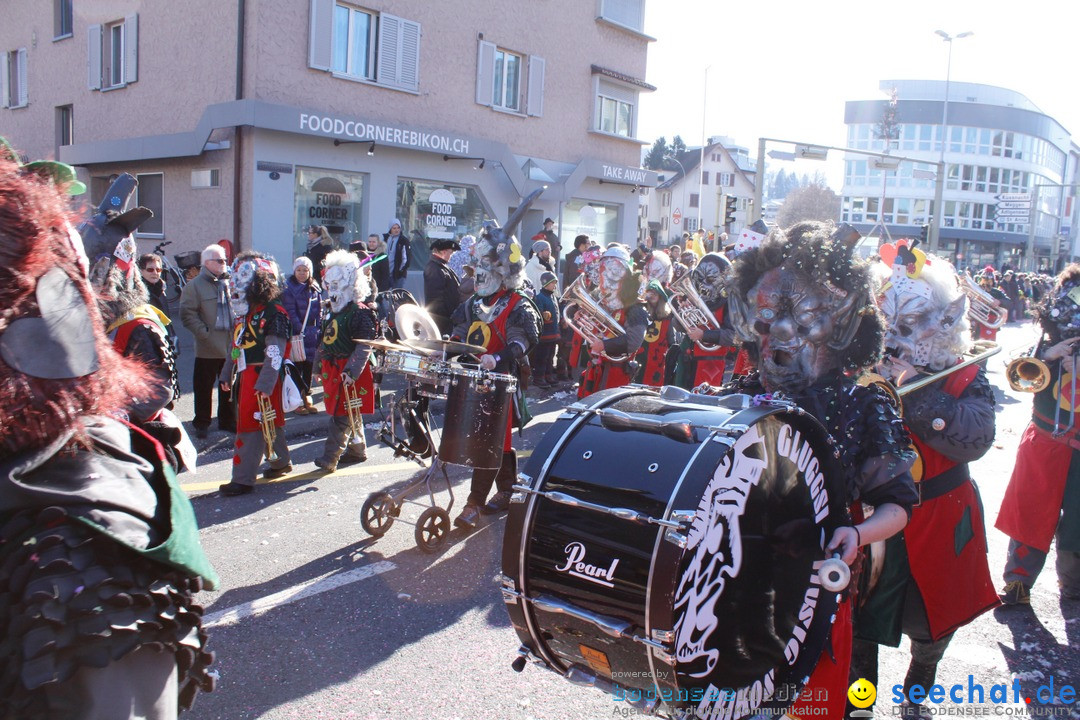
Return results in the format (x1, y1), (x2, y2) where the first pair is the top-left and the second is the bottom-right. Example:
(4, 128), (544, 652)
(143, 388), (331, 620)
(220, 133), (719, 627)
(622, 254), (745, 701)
(361, 492), (398, 537)
(414, 507), (451, 553)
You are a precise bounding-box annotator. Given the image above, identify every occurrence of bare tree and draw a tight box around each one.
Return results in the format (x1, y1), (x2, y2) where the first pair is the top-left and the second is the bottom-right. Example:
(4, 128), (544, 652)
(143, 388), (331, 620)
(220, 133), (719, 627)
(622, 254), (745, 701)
(776, 183), (842, 228)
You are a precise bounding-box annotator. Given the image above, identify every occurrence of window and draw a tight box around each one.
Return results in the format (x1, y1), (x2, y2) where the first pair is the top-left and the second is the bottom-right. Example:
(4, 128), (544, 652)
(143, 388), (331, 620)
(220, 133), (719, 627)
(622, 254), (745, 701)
(493, 49), (522, 111)
(87, 16), (138, 90)
(296, 167), (368, 256)
(717, 172), (734, 187)
(331, 4), (374, 80)
(595, 79), (636, 138)
(54, 0), (73, 40)
(701, 172), (709, 185)
(396, 179), (492, 270)
(56, 105), (73, 148)
(661, 191), (670, 208)
(135, 173), (163, 236)
(476, 41), (544, 116)
(309, 1), (420, 93)
(689, 194), (699, 208)
(191, 169), (220, 189)
(598, 0), (645, 33)
(1, 49), (28, 109)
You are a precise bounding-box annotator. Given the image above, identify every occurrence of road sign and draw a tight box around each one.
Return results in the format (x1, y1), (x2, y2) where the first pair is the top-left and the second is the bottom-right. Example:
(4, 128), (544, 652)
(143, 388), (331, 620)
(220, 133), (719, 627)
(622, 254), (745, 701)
(767, 150), (796, 161)
(996, 193), (1031, 202)
(996, 201), (1031, 210)
(794, 144), (829, 160)
(673, 209), (682, 225)
(993, 208), (1031, 218)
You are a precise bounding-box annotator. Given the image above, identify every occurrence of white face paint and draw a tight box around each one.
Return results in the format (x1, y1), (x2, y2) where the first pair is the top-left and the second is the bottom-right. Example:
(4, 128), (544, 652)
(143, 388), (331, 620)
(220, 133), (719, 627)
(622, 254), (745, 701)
(323, 264), (357, 313)
(229, 260), (256, 318)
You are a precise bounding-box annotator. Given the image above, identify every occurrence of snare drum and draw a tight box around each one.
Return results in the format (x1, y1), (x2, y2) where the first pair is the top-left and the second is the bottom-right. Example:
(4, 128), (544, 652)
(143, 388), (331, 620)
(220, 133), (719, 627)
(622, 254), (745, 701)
(439, 366), (517, 468)
(381, 350), (426, 377)
(501, 385), (849, 719)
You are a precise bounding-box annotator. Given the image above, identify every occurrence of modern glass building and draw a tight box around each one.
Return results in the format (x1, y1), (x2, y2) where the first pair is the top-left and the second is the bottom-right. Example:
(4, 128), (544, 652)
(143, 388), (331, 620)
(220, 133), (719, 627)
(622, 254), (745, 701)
(842, 80), (1079, 272)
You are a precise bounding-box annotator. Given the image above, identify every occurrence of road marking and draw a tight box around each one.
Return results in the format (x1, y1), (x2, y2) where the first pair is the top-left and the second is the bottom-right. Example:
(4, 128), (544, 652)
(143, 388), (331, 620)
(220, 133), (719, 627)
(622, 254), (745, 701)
(203, 560), (396, 628)
(181, 449), (534, 493)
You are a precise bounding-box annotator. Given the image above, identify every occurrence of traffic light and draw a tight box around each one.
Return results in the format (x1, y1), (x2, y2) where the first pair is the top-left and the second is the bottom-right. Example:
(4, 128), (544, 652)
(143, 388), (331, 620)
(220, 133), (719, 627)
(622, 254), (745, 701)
(724, 195), (737, 225)
(919, 224), (930, 244)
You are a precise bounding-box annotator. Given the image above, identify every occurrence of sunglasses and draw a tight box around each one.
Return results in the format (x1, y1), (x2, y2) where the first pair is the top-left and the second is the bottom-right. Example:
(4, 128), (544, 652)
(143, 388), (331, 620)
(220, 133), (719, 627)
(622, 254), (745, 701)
(144, 267), (162, 273)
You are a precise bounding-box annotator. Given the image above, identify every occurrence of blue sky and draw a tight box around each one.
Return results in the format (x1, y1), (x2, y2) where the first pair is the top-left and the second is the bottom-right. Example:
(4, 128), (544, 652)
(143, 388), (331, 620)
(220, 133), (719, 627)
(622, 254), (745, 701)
(637, 0), (1080, 186)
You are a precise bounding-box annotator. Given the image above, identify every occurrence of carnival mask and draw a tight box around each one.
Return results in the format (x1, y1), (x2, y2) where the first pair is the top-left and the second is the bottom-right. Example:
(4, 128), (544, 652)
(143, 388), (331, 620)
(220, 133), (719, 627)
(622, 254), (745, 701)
(229, 259), (256, 318)
(692, 253), (731, 306)
(598, 255), (631, 312)
(747, 265), (851, 393)
(323, 263), (357, 313)
(879, 289), (966, 371)
(642, 251), (673, 287)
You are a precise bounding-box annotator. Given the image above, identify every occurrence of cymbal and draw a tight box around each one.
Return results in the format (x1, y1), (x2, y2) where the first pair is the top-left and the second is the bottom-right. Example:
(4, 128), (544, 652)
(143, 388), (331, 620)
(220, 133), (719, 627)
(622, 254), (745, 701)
(354, 338), (413, 352)
(395, 304), (442, 341)
(404, 338), (487, 356)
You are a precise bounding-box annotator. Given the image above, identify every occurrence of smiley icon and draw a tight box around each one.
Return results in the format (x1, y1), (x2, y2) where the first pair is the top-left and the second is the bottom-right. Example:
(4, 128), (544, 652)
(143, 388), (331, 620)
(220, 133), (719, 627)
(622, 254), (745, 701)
(847, 678), (876, 708)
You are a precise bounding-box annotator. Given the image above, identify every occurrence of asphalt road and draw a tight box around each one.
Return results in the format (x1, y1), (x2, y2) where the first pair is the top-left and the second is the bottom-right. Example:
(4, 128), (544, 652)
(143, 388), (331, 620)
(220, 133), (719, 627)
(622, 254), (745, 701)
(173, 322), (1079, 720)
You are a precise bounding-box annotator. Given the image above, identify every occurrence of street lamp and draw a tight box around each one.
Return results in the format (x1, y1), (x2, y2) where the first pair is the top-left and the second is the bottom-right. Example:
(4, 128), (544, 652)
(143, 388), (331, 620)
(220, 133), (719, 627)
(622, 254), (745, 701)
(931, 29), (973, 254)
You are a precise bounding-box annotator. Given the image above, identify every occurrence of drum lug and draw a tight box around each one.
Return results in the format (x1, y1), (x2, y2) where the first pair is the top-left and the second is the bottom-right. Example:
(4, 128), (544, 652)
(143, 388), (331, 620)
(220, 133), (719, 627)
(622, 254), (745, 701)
(662, 510), (695, 548)
(650, 628), (674, 643)
(516, 472), (534, 488)
(664, 529), (687, 549)
(496, 573), (519, 604)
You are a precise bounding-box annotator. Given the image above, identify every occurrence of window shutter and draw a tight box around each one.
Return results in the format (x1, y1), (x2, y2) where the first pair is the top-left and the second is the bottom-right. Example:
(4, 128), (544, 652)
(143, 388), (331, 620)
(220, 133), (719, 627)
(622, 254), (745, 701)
(397, 18), (420, 91)
(123, 14), (138, 83)
(475, 40), (494, 106)
(0, 52), (9, 108)
(308, 0), (333, 71)
(87, 24), (101, 90)
(376, 13), (400, 87)
(598, 78), (635, 105)
(16, 48), (27, 107)
(601, 0), (643, 30)
(527, 55), (544, 117)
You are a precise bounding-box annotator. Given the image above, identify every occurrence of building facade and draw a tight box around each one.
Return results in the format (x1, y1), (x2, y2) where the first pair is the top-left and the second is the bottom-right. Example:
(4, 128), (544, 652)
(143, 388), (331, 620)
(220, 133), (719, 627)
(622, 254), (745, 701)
(0, 0), (657, 292)
(643, 137), (757, 248)
(842, 80), (1078, 273)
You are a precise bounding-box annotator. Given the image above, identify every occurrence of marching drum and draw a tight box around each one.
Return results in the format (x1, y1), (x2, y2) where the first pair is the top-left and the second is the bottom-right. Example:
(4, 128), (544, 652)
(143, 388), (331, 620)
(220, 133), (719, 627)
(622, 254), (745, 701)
(381, 350), (451, 399)
(439, 367), (517, 469)
(500, 385), (849, 719)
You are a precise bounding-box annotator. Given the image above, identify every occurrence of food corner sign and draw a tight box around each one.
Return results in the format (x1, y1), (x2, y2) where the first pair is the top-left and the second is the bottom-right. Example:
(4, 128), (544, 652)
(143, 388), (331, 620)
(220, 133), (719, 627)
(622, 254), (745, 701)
(298, 111), (472, 155)
(424, 189), (457, 240)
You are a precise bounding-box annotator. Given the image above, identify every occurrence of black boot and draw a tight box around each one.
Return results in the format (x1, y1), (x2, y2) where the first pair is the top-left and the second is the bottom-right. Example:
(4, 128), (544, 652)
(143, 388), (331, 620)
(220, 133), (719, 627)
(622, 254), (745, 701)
(457, 465), (499, 528)
(482, 451), (518, 514)
(901, 636), (951, 718)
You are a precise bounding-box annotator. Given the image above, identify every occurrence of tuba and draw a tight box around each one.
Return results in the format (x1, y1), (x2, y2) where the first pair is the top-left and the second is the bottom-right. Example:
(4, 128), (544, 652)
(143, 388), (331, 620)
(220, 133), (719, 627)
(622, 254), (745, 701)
(256, 394), (279, 463)
(343, 379), (367, 443)
(961, 275), (1006, 330)
(560, 275), (630, 362)
(668, 270), (723, 351)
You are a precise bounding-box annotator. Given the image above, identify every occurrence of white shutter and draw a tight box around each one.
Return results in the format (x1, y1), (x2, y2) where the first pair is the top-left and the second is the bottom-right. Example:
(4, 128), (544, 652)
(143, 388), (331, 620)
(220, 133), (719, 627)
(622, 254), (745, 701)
(16, 48), (27, 107)
(527, 55), (544, 117)
(308, 0), (333, 71)
(0, 52), (9, 108)
(598, 78), (635, 104)
(475, 40), (494, 106)
(123, 14), (138, 83)
(397, 18), (420, 91)
(87, 24), (102, 90)
(376, 13), (400, 86)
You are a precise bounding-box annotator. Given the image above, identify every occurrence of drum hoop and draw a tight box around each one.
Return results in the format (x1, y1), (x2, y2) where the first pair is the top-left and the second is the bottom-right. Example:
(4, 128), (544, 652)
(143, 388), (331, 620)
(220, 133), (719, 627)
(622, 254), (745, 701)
(514, 385), (648, 674)
(382, 350), (427, 375)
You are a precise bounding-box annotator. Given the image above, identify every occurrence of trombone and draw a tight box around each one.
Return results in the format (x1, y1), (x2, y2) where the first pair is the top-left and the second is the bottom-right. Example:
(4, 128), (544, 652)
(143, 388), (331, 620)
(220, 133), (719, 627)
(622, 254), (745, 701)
(256, 394), (279, 462)
(343, 379), (367, 444)
(860, 341), (1001, 415)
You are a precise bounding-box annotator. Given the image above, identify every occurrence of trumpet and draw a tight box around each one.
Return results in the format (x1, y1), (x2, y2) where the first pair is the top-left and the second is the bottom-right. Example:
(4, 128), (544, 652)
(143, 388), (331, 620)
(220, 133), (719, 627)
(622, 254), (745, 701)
(343, 379), (367, 443)
(1005, 347), (1051, 393)
(668, 270), (723, 351)
(561, 275), (630, 362)
(256, 394), (279, 462)
(961, 275), (1006, 330)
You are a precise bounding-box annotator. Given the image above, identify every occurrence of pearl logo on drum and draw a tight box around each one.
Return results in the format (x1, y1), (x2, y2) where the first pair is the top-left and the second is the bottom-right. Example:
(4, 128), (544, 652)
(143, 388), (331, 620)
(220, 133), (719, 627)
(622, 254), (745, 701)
(555, 541), (620, 588)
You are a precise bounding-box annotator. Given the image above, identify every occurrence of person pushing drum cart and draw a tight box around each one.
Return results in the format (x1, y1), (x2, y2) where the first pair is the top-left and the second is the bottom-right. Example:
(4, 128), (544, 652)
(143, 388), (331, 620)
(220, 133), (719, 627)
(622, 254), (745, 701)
(497, 221), (918, 720)
(358, 191), (541, 550)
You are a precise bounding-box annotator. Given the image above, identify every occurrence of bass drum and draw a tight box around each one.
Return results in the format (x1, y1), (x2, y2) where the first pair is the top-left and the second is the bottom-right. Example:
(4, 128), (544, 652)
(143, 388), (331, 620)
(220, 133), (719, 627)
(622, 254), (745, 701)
(501, 385), (849, 719)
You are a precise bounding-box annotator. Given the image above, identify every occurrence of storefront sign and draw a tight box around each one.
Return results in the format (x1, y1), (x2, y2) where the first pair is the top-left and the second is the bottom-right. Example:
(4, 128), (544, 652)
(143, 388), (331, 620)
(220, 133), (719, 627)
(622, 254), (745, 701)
(299, 112), (471, 155)
(581, 159), (658, 187)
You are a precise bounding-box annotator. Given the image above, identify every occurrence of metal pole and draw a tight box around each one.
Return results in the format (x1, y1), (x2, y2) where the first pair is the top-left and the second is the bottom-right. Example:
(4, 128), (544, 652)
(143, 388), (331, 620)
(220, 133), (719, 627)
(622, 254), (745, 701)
(754, 137), (766, 223)
(699, 66), (709, 241)
(931, 160), (945, 252)
(1026, 184), (1040, 271)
